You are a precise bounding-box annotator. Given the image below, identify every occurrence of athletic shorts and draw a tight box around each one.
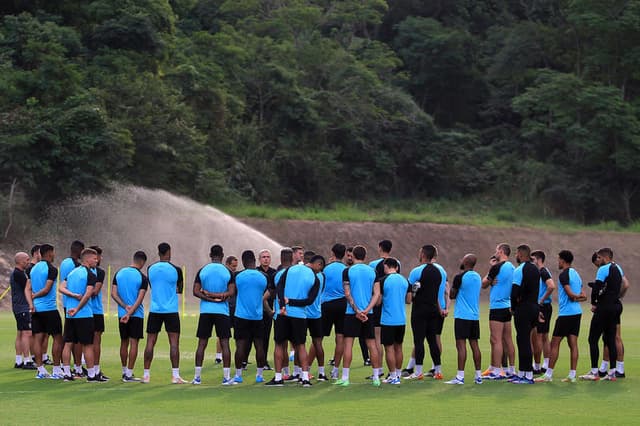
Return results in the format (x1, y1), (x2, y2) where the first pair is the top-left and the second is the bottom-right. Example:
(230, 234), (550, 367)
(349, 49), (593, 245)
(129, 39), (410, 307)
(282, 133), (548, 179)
(454, 318), (480, 340)
(536, 304), (552, 333)
(234, 317), (263, 341)
(343, 314), (375, 339)
(274, 316), (307, 345)
(31, 310), (62, 335)
(93, 314), (105, 333)
(553, 314), (581, 337)
(14, 312), (31, 331)
(197, 313), (232, 339)
(489, 308), (512, 323)
(147, 312), (180, 334)
(307, 318), (323, 338)
(435, 314), (445, 335)
(616, 302), (623, 325)
(381, 325), (405, 346)
(119, 316), (144, 340)
(370, 305), (382, 327)
(64, 317), (95, 344)
(321, 298), (346, 336)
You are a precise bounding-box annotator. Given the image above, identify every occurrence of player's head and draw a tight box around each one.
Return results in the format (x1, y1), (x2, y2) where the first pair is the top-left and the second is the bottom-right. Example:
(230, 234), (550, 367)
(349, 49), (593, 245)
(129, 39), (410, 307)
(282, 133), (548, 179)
(331, 243), (346, 260)
(30, 244), (41, 262)
(14, 251), (29, 269)
(309, 255), (325, 273)
(596, 247), (613, 265)
(496, 243), (510, 259)
(291, 246), (304, 264)
(531, 250), (545, 267)
(39, 243), (55, 262)
(81, 248), (98, 268)
(382, 257), (399, 274)
(280, 248), (293, 267)
(352, 245), (366, 261)
(421, 245), (437, 262)
(345, 247), (354, 266)
(89, 245), (103, 265)
(516, 244), (531, 264)
(558, 250), (573, 269)
(225, 255), (238, 271)
(70, 240), (85, 258)
(158, 242), (171, 260)
(258, 249), (271, 267)
(133, 250), (147, 268)
(210, 244), (224, 261)
(303, 250), (316, 264)
(241, 250), (256, 269)
(378, 240), (392, 255)
(460, 253), (477, 270)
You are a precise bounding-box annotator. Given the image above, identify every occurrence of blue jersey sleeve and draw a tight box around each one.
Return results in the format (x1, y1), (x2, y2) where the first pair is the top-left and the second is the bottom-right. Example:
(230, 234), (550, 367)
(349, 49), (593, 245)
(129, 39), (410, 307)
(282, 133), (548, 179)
(512, 265), (523, 286)
(596, 265), (608, 283)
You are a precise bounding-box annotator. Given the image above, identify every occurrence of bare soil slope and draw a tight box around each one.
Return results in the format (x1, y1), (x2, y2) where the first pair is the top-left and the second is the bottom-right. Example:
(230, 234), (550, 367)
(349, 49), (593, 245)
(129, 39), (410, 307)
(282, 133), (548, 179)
(243, 219), (639, 302)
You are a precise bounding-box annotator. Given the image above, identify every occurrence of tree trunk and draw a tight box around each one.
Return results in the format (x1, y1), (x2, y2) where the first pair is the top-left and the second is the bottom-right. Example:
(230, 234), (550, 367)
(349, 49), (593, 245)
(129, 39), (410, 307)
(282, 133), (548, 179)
(3, 178), (17, 239)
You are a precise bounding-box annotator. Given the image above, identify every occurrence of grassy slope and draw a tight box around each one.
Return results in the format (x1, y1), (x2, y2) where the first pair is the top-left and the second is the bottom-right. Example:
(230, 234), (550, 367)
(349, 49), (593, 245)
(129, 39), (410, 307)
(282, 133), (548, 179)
(0, 306), (638, 425)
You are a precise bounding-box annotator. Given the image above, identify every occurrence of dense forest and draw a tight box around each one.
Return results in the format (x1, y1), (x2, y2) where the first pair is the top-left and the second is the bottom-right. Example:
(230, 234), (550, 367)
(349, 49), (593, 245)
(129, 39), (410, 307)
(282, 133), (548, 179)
(1, 0), (639, 229)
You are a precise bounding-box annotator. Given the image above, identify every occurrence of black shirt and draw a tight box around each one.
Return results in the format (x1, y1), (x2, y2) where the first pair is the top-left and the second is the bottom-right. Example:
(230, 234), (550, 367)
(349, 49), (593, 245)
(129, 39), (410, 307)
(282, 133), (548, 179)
(512, 262), (540, 307)
(10, 268), (29, 314)
(412, 263), (442, 313)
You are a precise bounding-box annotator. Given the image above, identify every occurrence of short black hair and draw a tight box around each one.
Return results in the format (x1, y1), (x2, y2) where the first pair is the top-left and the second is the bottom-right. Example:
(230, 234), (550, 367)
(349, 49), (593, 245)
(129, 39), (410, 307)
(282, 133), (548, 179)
(30, 245), (41, 256)
(498, 243), (511, 256)
(133, 251), (147, 263)
(310, 255), (326, 267)
(70, 240), (85, 254)
(517, 244), (531, 258)
(422, 245), (437, 261)
(597, 247), (613, 259)
(39, 244), (54, 257)
(346, 246), (354, 253)
(331, 243), (346, 259)
(591, 251), (598, 264)
(531, 250), (545, 262)
(89, 245), (102, 255)
(158, 242), (171, 256)
(225, 255), (237, 265)
(304, 250), (316, 263)
(558, 250), (574, 264)
(378, 240), (392, 253)
(280, 248), (293, 264)
(353, 245), (366, 260)
(210, 244), (224, 259)
(241, 250), (256, 268)
(383, 257), (399, 270)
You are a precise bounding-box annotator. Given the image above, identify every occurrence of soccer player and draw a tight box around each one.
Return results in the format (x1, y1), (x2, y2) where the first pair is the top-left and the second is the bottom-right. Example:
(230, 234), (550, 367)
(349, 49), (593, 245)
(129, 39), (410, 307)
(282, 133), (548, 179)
(306, 255), (328, 381)
(582, 248), (623, 381)
(59, 240), (85, 377)
(379, 257), (410, 385)
(26, 245), (52, 367)
(143, 242), (186, 384)
(481, 243), (516, 380)
(257, 249), (277, 370)
(292, 246), (305, 265)
(336, 245), (381, 387)
(405, 245), (446, 381)
(11, 252), (35, 369)
(530, 250), (555, 374)
(509, 245), (540, 384)
(536, 250), (585, 383)
(445, 254), (482, 385)
(25, 244), (64, 379)
(111, 251), (149, 382)
(321, 244), (348, 379)
(192, 245), (235, 385)
(61, 248), (105, 382)
(274, 255), (320, 387)
(232, 250), (269, 384)
(217, 255), (239, 364)
(88, 245), (108, 380)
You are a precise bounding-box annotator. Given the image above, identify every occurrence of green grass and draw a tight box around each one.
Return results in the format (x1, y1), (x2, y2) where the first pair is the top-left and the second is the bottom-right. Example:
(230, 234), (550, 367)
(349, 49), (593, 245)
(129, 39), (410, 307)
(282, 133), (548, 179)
(1, 306), (639, 425)
(220, 199), (640, 234)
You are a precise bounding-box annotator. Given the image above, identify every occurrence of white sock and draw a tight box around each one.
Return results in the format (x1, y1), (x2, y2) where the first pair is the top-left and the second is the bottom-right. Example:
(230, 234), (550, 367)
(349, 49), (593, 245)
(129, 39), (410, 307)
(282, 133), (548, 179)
(63, 365), (71, 376)
(143, 369), (150, 377)
(283, 366), (290, 376)
(87, 367), (95, 378)
(16, 355), (23, 365)
(415, 365), (423, 375)
(318, 366), (325, 375)
(396, 369), (402, 378)
(95, 364), (100, 374)
(533, 362), (540, 370)
(294, 365), (301, 376)
(223, 368), (230, 380)
(599, 361), (609, 372)
(568, 369), (575, 379)
(508, 365), (515, 375)
(172, 368), (180, 379)
(475, 370), (481, 379)
(489, 365), (496, 373)
(235, 368), (242, 378)
(342, 367), (350, 381)
(302, 371), (309, 381)
(42, 354), (49, 362)
(546, 367), (554, 378)
(256, 367), (264, 377)
(616, 361), (624, 374)
(275, 372), (282, 381)
(608, 368), (616, 377)
(525, 371), (533, 380)
(194, 366), (202, 378)
(126, 368), (132, 377)
(81, 354), (86, 365)
(406, 357), (416, 369)
(74, 365), (82, 373)
(434, 365), (441, 374)
(543, 358), (549, 369)
(122, 366), (127, 375)
(591, 367), (598, 375)
(457, 370), (464, 380)
(332, 366), (338, 376)
(289, 350), (295, 358)
(216, 352), (222, 360)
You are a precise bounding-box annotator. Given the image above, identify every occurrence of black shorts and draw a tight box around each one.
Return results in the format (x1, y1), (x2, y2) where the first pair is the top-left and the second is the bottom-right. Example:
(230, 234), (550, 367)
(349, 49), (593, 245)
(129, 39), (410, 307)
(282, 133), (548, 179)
(234, 317), (264, 341)
(489, 308), (512, 323)
(31, 310), (63, 335)
(14, 312), (31, 331)
(553, 314), (581, 337)
(197, 313), (232, 339)
(370, 305), (382, 327)
(119, 316), (144, 340)
(381, 325), (405, 346)
(435, 314), (445, 335)
(147, 312), (180, 334)
(93, 314), (105, 333)
(454, 319), (480, 340)
(616, 302), (623, 325)
(321, 298), (346, 336)
(64, 317), (95, 345)
(307, 318), (323, 338)
(536, 304), (552, 333)
(274, 316), (307, 345)
(343, 314), (375, 339)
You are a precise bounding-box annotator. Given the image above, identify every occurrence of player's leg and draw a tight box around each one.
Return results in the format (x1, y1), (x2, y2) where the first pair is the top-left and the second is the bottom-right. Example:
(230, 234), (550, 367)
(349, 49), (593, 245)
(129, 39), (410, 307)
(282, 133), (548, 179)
(410, 312), (427, 379)
(488, 320), (504, 376)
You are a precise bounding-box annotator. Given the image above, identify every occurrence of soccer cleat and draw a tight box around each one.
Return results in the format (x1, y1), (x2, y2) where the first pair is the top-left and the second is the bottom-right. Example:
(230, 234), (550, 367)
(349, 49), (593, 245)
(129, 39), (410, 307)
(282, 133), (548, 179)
(263, 364), (272, 371)
(50, 373), (65, 380)
(433, 372), (443, 380)
(215, 358), (222, 364)
(425, 368), (435, 377)
(232, 375), (243, 384)
(510, 376), (534, 384)
(123, 375), (140, 382)
(481, 367), (493, 377)
(35, 372), (51, 379)
(333, 379), (350, 387)
(389, 377), (401, 385)
(598, 370), (607, 378)
(615, 371), (626, 378)
(474, 377), (483, 385)
(222, 377), (235, 386)
(579, 373), (599, 381)
(329, 359), (335, 366)
(302, 380), (312, 387)
(486, 372), (506, 381)
(317, 374), (328, 382)
(602, 374), (617, 382)
(330, 371), (339, 380)
(242, 362), (248, 371)
(364, 359), (371, 366)
(63, 375), (74, 382)
(285, 374), (299, 382)
(191, 377), (202, 385)
(43, 358), (54, 366)
(87, 375), (108, 382)
(561, 376), (576, 383)
(372, 378), (381, 387)
(445, 377), (464, 385)
(98, 373), (110, 381)
(255, 376), (264, 384)
(403, 373), (424, 380)
(534, 375), (552, 383)
(22, 362), (37, 370)
(533, 369), (541, 375)
(264, 378), (284, 387)
(14, 363), (23, 369)
(141, 375), (150, 384)
(401, 368), (414, 377)
(172, 376), (188, 384)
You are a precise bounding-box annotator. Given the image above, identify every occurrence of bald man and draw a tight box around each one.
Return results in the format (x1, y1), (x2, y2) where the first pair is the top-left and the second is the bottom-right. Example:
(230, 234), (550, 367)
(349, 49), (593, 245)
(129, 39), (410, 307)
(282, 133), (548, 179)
(11, 252), (35, 369)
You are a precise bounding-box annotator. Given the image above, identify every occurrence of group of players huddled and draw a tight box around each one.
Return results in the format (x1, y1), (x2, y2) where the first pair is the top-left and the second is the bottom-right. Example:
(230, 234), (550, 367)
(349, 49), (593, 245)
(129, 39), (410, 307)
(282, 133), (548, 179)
(9, 239), (628, 386)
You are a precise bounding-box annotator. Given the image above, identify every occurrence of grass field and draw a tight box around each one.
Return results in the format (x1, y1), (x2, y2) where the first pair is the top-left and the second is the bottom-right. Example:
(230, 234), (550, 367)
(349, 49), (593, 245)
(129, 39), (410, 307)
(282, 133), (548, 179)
(1, 306), (638, 425)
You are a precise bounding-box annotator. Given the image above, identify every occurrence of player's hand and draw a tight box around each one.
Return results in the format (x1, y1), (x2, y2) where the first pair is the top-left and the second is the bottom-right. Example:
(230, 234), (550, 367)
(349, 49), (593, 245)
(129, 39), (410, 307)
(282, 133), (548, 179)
(279, 306), (287, 316)
(591, 304), (597, 313)
(29, 305), (35, 313)
(126, 305), (132, 311)
(440, 309), (448, 318)
(120, 314), (130, 324)
(74, 293), (82, 301)
(538, 311), (545, 322)
(576, 292), (587, 302)
(68, 308), (77, 317)
(284, 297), (289, 305)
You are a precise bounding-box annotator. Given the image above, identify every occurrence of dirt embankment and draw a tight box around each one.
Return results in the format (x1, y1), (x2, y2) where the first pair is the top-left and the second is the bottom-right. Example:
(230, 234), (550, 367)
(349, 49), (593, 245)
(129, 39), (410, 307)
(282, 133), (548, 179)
(242, 219), (639, 302)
